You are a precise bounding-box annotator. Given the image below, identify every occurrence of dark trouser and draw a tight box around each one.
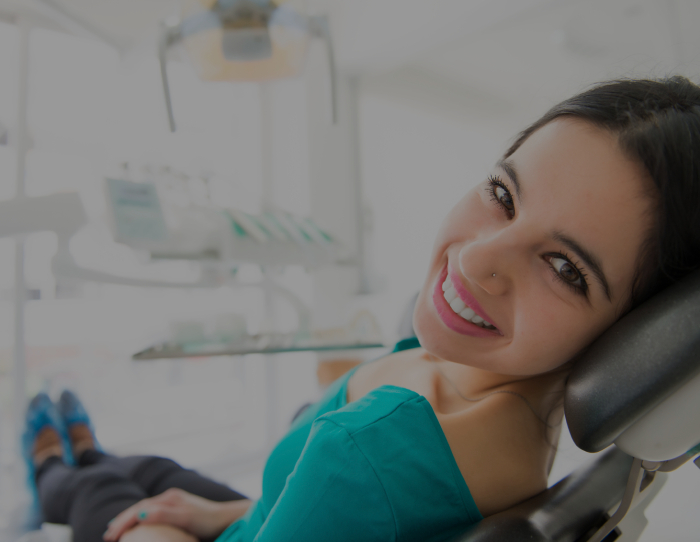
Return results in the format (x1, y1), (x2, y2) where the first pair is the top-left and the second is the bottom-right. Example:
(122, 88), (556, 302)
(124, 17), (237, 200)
(35, 450), (247, 542)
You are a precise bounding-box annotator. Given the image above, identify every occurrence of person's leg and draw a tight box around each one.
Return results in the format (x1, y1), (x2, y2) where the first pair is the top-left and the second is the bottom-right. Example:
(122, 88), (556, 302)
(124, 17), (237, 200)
(52, 391), (246, 541)
(60, 390), (247, 504)
(128, 455), (248, 502)
(35, 454), (147, 542)
(78, 450), (247, 502)
(34, 456), (74, 523)
(25, 396), (145, 542)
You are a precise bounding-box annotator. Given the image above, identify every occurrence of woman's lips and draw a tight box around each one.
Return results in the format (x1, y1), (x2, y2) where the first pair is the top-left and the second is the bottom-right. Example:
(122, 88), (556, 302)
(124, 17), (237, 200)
(432, 264), (502, 337)
(447, 263), (498, 328)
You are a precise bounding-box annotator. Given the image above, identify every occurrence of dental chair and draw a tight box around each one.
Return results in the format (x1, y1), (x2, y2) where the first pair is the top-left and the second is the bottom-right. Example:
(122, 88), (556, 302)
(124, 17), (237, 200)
(19, 271), (700, 542)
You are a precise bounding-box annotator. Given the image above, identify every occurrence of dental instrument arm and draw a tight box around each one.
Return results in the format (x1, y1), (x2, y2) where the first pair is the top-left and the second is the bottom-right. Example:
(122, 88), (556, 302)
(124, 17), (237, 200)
(159, 21), (181, 133)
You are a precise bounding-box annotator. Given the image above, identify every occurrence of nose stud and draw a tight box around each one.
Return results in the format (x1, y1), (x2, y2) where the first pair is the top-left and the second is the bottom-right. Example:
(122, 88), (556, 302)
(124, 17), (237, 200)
(492, 273), (496, 277)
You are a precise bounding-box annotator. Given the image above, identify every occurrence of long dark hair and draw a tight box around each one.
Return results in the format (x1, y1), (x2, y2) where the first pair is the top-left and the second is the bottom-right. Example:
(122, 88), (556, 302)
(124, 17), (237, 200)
(505, 76), (700, 311)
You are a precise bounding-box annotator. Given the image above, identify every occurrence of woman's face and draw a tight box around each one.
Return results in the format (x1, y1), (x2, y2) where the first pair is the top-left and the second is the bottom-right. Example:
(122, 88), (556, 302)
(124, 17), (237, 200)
(413, 118), (655, 376)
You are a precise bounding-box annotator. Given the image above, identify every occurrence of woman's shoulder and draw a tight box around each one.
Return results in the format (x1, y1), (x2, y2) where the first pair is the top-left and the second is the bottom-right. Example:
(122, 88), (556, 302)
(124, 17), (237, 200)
(441, 391), (552, 517)
(342, 347), (553, 518)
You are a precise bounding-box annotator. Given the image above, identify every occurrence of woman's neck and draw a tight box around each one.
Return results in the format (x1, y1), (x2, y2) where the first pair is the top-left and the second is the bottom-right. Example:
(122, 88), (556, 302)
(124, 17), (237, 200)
(419, 349), (569, 418)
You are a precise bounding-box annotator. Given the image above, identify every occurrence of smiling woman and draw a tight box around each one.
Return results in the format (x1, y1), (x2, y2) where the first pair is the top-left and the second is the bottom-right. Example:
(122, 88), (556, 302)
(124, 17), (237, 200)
(415, 117), (654, 377)
(24, 77), (700, 542)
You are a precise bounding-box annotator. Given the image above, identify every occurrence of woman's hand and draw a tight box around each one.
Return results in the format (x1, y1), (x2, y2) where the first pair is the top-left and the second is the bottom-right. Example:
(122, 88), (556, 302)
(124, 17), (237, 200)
(103, 488), (251, 542)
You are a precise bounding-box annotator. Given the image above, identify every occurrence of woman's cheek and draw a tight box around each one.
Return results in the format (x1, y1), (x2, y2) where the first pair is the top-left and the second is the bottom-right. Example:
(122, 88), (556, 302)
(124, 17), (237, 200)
(517, 295), (590, 367)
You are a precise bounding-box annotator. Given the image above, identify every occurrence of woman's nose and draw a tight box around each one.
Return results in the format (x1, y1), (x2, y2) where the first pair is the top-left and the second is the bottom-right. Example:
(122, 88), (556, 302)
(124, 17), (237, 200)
(456, 230), (524, 296)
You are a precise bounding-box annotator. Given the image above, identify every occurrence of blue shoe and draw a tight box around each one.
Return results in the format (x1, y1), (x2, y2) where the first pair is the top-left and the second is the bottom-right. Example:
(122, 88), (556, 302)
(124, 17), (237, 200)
(22, 393), (74, 516)
(57, 390), (101, 454)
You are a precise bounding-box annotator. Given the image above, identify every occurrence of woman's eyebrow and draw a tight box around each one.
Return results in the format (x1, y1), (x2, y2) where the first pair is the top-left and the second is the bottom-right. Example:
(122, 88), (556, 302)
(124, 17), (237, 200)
(553, 231), (612, 301)
(496, 159), (522, 203)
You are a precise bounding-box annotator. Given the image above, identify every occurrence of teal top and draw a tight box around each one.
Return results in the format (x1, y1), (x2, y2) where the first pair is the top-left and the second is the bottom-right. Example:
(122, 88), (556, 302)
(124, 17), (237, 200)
(216, 337), (483, 542)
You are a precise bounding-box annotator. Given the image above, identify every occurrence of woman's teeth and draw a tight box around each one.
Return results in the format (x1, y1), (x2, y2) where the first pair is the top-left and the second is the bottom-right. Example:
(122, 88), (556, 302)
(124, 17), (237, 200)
(442, 276), (496, 330)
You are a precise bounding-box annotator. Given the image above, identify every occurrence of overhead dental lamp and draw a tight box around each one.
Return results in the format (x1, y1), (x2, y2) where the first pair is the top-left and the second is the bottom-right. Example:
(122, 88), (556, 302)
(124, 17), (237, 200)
(159, 0), (337, 131)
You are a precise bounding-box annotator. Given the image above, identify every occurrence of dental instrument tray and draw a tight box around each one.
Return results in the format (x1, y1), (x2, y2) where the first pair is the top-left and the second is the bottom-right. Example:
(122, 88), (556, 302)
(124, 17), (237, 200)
(132, 331), (384, 360)
(105, 178), (340, 269)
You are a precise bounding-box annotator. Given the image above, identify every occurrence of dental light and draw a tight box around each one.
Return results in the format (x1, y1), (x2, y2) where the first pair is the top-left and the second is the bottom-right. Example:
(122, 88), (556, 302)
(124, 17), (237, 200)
(159, 0), (336, 132)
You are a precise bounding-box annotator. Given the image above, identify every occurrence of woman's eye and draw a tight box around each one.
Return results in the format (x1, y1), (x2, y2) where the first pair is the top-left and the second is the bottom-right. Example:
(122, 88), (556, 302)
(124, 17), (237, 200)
(546, 255), (587, 292)
(494, 186), (514, 215)
(486, 175), (515, 218)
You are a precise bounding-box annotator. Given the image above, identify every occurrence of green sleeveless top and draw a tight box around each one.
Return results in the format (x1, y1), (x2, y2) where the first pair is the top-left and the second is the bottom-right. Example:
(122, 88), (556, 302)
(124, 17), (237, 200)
(216, 337), (483, 542)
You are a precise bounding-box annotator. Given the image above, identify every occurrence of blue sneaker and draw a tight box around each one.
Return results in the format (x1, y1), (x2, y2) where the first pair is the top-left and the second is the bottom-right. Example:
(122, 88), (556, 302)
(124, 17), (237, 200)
(57, 390), (101, 455)
(22, 393), (73, 516)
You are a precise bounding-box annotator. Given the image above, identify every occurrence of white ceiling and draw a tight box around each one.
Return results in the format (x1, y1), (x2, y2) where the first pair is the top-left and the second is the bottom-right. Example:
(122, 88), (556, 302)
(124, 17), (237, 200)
(1, 0), (698, 122)
(0, 0), (557, 68)
(412, 0), (700, 118)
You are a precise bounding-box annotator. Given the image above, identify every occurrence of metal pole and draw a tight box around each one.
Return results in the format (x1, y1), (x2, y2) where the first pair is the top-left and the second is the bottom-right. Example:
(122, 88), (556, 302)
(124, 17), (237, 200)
(259, 82), (275, 213)
(259, 82), (279, 449)
(13, 17), (30, 480)
(346, 76), (373, 295)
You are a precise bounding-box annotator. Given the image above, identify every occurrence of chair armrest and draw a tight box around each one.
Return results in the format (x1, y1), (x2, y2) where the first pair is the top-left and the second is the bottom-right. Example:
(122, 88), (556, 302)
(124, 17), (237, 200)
(448, 447), (633, 542)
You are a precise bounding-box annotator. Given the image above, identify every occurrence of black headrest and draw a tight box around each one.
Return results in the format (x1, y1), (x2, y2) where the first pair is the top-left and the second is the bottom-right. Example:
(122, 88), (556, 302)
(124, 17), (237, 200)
(565, 270), (700, 453)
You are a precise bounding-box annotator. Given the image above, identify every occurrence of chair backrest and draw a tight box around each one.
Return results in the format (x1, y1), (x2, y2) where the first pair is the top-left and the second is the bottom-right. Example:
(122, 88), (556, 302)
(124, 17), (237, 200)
(565, 269), (700, 460)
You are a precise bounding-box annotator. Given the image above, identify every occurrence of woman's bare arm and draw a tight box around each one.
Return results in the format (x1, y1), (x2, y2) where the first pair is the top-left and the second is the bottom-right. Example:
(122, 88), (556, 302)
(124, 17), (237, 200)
(104, 490), (252, 541)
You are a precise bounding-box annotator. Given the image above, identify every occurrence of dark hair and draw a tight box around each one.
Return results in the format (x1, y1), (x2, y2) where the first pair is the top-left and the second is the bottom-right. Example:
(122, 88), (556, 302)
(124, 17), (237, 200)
(505, 76), (700, 311)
